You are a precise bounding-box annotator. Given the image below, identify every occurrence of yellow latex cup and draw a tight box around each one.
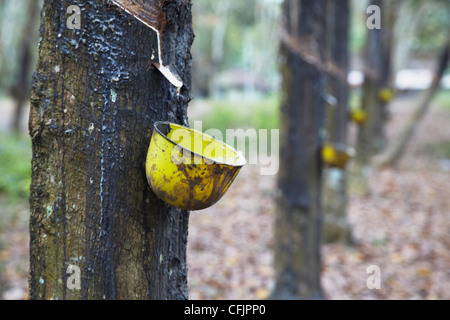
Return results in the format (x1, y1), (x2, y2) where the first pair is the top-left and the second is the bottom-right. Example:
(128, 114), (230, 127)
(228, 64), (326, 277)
(321, 143), (356, 169)
(146, 121), (246, 211)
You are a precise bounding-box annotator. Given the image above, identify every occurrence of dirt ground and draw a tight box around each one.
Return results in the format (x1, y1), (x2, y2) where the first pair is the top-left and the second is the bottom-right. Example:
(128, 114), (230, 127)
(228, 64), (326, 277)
(0, 93), (449, 300)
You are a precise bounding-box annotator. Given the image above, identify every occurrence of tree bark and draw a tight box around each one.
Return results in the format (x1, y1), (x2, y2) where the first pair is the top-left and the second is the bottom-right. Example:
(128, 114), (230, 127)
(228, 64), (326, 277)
(272, 0), (326, 300)
(322, 0), (353, 245)
(373, 41), (450, 168)
(352, 0), (396, 194)
(28, 0), (193, 300)
(355, 0), (389, 162)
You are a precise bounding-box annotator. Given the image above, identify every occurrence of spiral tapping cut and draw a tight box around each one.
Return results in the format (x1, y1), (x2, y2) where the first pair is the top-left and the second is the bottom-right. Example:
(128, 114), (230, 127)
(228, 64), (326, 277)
(111, 0), (183, 89)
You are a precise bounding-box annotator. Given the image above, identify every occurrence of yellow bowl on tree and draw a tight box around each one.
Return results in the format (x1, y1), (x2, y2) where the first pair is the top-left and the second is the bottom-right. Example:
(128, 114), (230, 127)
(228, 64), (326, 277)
(378, 88), (394, 103)
(146, 121), (246, 210)
(321, 143), (356, 169)
(350, 109), (368, 125)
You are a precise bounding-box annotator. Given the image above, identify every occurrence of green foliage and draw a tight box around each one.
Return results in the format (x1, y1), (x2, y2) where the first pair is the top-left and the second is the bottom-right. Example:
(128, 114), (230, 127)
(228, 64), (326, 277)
(409, 0), (450, 55)
(0, 133), (31, 202)
(349, 0), (369, 54)
(193, 93), (280, 132)
(433, 89), (450, 110)
(191, 0), (281, 96)
(350, 0), (450, 58)
(189, 93), (280, 152)
(0, 132), (30, 297)
(349, 88), (363, 111)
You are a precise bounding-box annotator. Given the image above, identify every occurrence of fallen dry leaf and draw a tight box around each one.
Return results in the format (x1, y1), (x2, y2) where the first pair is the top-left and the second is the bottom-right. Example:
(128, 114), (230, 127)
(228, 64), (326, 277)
(417, 267), (432, 278)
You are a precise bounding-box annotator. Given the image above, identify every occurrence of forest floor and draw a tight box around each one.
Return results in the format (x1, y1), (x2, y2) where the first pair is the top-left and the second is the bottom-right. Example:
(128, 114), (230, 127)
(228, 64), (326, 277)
(0, 92), (449, 299)
(187, 91), (450, 300)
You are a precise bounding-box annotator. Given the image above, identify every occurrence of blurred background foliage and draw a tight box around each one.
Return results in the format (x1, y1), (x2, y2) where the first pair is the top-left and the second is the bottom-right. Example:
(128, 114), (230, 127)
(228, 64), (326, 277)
(189, 0), (450, 135)
(191, 0), (282, 99)
(0, 0), (40, 207)
(0, 0), (40, 95)
(0, 132), (30, 202)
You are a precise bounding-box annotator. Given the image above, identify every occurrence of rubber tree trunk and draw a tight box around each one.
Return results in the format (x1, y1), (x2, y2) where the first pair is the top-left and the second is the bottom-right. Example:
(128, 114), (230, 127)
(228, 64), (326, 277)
(356, 0), (388, 160)
(28, 0), (193, 300)
(352, 0), (395, 194)
(322, 0), (353, 245)
(272, 0), (326, 299)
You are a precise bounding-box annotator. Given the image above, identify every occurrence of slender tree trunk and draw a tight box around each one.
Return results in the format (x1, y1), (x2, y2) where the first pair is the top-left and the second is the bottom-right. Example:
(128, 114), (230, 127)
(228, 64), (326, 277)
(272, 0), (326, 299)
(322, 0), (352, 245)
(356, 0), (384, 162)
(11, 0), (40, 132)
(28, 0), (193, 300)
(373, 41), (450, 168)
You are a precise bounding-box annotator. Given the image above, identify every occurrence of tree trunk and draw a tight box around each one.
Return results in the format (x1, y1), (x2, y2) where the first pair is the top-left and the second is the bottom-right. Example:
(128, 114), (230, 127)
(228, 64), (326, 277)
(322, 0), (353, 245)
(373, 41), (450, 168)
(272, 0), (326, 300)
(28, 0), (193, 300)
(356, 0), (385, 160)
(352, 0), (395, 194)
(11, 0), (40, 132)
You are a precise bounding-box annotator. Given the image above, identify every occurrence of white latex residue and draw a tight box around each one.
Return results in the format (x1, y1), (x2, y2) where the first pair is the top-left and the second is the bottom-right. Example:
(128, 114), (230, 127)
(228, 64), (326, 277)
(111, 1), (184, 89)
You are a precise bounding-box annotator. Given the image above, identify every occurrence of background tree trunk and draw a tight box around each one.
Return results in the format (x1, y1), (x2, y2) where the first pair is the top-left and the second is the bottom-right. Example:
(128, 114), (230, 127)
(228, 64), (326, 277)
(357, 0), (387, 158)
(272, 0), (326, 299)
(11, 0), (40, 133)
(28, 0), (193, 300)
(322, 0), (353, 245)
(352, 0), (396, 194)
